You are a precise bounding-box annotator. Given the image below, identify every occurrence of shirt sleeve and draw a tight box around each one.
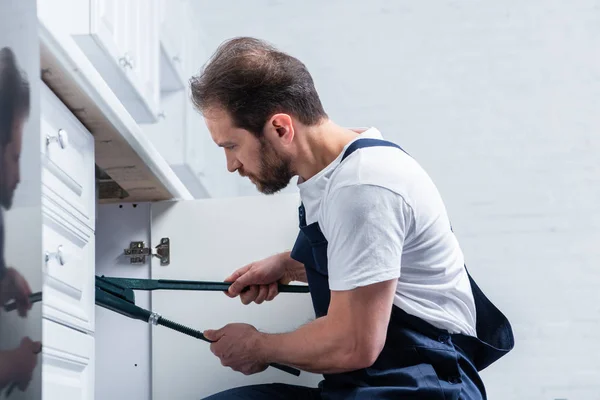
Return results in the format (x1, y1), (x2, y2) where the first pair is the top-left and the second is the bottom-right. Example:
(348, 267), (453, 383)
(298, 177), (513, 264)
(323, 184), (412, 291)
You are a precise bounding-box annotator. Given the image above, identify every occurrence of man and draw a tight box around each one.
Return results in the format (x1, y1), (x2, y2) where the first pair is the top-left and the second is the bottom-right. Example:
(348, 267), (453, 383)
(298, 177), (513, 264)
(191, 37), (514, 399)
(0, 46), (41, 393)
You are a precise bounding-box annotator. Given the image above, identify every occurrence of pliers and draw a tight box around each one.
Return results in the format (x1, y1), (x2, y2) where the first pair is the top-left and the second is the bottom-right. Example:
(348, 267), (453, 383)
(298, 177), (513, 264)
(94, 276), (308, 376)
(2, 277), (309, 379)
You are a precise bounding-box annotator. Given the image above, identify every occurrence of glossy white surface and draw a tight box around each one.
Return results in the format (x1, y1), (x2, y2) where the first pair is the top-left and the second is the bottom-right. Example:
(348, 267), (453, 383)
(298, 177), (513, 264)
(42, 318), (94, 400)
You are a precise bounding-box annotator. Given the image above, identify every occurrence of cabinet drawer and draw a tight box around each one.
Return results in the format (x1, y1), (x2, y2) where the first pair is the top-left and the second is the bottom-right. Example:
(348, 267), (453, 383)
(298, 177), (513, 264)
(40, 83), (95, 231)
(43, 318), (94, 400)
(42, 203), (95, 333)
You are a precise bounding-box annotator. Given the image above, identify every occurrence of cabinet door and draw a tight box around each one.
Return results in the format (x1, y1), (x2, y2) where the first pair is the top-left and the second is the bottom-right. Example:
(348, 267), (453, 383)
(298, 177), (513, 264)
(126, 0), (160, 113)
(158, 0), (187, 92)
(150, 193), (322, 399)
(73, 0), (160, 123)
(43, 319), (94, 400)
(92, 0), (129, 61)
(42, 201), (95, 333)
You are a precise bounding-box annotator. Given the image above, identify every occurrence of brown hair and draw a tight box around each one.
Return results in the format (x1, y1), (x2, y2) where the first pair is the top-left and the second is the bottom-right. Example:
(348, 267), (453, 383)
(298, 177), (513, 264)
(0, 47), (30, 146)
(190, 37), (327, 137)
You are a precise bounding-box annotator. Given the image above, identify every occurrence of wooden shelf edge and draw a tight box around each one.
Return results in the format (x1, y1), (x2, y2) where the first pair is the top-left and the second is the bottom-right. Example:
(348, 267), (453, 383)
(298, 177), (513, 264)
(38, 20), (194, 203)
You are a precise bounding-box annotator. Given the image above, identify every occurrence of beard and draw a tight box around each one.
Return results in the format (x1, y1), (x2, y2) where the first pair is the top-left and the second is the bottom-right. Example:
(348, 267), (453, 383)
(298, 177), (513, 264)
(0, 184), (13, 210)
(243, 137), (294, 195)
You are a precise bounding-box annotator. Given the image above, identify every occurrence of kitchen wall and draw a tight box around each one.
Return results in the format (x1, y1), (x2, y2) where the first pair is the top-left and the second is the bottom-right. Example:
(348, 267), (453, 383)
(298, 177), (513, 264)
(188, 1), (600, 399)
(0, 0), (43, 399)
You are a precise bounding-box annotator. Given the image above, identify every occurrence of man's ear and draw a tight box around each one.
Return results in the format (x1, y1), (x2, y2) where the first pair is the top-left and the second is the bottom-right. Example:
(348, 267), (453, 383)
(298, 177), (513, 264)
(266, 113), (294, 145)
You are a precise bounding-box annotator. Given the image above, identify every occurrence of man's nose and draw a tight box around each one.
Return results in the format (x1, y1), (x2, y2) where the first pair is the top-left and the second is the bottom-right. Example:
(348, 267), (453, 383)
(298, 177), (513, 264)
(226, 155), (241, 173)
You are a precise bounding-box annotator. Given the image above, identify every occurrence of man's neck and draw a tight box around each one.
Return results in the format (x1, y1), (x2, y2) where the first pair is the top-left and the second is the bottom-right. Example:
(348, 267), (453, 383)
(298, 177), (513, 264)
(294, 120), (361, 182)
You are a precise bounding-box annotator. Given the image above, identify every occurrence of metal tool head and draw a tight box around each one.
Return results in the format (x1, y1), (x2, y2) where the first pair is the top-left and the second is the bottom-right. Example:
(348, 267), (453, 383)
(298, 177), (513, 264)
(95, 275), (136, 304)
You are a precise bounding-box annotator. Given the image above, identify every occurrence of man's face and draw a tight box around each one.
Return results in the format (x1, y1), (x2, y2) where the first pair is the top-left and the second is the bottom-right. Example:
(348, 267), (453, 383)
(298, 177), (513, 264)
(204, 108), (294, 194)
(0, 116), (24, 209)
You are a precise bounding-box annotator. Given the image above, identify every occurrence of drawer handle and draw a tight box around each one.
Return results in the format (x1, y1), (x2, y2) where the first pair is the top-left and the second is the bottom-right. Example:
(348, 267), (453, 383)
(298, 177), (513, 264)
(46, 129), (69, 149)
(119, 52), (135, 70)
(45, 245), (66, 266)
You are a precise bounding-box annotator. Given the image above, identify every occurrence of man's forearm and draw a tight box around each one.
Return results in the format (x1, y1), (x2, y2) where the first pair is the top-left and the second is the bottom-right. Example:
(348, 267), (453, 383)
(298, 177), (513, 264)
(257, 315), (371, 374)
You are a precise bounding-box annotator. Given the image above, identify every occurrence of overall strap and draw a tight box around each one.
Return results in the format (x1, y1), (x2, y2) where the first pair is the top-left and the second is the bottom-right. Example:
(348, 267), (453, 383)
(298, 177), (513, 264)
(298, 138), (406, 226)
(341, 138), (408, 161)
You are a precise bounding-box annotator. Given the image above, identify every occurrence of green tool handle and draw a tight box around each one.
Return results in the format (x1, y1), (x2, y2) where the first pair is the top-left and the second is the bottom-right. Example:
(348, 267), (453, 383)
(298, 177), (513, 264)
(100, 277), (310, 294)
(95, 287), (153, 322)
(95, 288), (301, 377)
(157, 317), (301, 377)
(158, 279), (309, 294)
(3, 292), (42, 312)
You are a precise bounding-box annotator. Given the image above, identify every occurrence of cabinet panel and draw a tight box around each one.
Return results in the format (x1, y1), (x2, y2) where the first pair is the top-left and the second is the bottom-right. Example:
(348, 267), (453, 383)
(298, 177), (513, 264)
(150, 194), (321, 399)
(72, 0), (160, 123)
(42, 199), (95, 333)
(128, 0), (160, 111)
(40, 83), (95, 231)
(95, 0), (127, 57)
(42, 319), (94, 400)
(158, 0), (187, 92)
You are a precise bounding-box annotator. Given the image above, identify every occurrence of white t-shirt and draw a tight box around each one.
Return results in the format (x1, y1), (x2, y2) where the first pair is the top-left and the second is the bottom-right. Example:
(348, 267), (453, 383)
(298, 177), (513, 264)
(297, 127), (477, 336)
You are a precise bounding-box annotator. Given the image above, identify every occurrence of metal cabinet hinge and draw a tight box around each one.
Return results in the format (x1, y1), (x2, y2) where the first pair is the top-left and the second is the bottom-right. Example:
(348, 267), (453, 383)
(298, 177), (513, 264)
(124, 238), (170, 266)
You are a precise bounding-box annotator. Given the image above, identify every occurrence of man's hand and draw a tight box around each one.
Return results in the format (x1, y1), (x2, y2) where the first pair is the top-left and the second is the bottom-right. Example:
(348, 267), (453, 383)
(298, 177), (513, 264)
(259, 279), (398, 374)
(0, 268), (32, 317)
(225, 252), (305, 305)
(0, 337), (41, 391)
(204, 324), (268, 375)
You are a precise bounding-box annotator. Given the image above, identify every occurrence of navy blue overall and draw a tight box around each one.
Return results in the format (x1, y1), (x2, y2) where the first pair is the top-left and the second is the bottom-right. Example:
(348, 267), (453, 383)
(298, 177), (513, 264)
(204, 138), (514, 400)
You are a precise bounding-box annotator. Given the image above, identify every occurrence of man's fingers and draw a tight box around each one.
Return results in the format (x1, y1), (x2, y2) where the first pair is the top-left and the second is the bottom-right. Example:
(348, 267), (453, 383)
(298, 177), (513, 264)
(254, 285), (269, 304)
(240, 286), (258, 305)
(224, 264), (254, 297)
(203, 328), (225, 342)
(31, 341), (42, 354)
(231, 266), (262, 297)
(229, 275), (252, 297)
(17, 304), (27, 318)
(21, 276), (32, 298)
(224, 264), (252, 284)
(266, 282), (279, 301)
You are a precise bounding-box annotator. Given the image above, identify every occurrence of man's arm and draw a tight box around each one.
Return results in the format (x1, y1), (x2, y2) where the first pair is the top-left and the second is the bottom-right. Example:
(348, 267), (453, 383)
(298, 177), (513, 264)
(205, 184), (408, 374)
(259, 184), (408, 373)
(279, 251), (308, 283)
(257, 278), (397, 373)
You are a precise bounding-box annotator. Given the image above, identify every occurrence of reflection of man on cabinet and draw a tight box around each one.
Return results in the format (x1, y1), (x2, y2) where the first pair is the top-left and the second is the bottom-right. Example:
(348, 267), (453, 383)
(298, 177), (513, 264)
(0, 46), (41, 393)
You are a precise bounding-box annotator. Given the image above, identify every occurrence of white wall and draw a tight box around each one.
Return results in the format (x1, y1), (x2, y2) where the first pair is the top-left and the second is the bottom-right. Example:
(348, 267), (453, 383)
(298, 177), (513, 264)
(187, 1), (600, 399)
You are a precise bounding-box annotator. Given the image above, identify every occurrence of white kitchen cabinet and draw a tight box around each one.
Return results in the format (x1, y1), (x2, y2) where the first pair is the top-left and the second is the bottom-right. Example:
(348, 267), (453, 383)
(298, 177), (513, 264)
(40, 83), (96, 231)
(145, 0), (221, 199)
(158, 0), (188, 93)
(141, 88), (212, 199)
(37, 79), (97, 399)
(94, 194), (322, 399)
(70, 0), (161, 123)
(41, 82), (96, 334)
(42, 318), (94, 400)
